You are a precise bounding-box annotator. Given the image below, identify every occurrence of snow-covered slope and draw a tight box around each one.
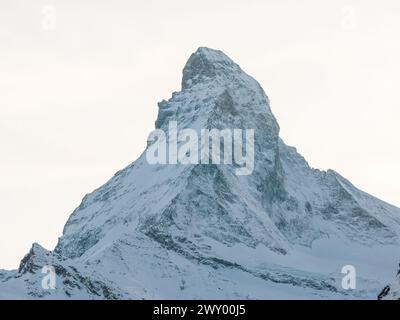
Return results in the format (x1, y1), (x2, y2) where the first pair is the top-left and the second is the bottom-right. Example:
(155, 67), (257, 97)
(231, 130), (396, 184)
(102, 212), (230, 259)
(1, 47), (400, 299)
(378, 263), (400, 300)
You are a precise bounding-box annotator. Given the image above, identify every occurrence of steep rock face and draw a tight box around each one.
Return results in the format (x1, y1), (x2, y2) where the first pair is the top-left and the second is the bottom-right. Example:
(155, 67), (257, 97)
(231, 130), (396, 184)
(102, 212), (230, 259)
(277, 141), (400, 246)
(56, 47), (287, 259)
(0, 244), (126, 299)
(1, 47), (400, 299)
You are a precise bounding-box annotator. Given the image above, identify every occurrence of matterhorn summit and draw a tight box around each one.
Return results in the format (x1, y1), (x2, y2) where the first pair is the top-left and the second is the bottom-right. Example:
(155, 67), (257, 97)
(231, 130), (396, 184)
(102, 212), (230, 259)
(1, 47), (400, 299)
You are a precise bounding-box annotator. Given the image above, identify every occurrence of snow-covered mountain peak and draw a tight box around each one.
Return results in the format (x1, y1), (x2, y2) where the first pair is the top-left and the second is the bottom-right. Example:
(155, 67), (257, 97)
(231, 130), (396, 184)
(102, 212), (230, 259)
(1, 47), (400, 300)
(18, 243), (49, 274)
(157, 47), (277, 134)
(182, 47), (242, 90)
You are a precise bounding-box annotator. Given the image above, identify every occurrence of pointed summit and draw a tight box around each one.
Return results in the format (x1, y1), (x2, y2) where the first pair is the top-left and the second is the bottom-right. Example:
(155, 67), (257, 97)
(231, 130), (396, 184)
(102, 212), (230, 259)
(156, 47), (277, 143)
(2, 47), (400, 300)
(182, 47), (242, 89)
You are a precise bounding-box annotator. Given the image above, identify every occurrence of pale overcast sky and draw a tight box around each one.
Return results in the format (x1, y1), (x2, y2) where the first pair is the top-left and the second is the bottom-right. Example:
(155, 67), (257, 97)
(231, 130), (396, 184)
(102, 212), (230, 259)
(1, 0), (399, 269)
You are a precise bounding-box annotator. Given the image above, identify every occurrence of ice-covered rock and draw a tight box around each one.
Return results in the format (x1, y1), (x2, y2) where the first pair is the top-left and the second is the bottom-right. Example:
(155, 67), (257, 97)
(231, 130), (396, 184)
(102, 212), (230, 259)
(1, 47), (400, 299)
(378, 263), (400, 300)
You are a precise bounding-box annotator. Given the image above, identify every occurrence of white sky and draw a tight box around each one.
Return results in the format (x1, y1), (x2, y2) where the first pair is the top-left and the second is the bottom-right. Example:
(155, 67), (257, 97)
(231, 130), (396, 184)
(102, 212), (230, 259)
(1, 0), (399, 269)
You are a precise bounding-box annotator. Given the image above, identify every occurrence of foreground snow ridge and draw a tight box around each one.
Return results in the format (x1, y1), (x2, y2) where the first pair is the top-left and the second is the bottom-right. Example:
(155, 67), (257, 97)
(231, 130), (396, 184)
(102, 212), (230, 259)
(1, 47), (400, 300)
